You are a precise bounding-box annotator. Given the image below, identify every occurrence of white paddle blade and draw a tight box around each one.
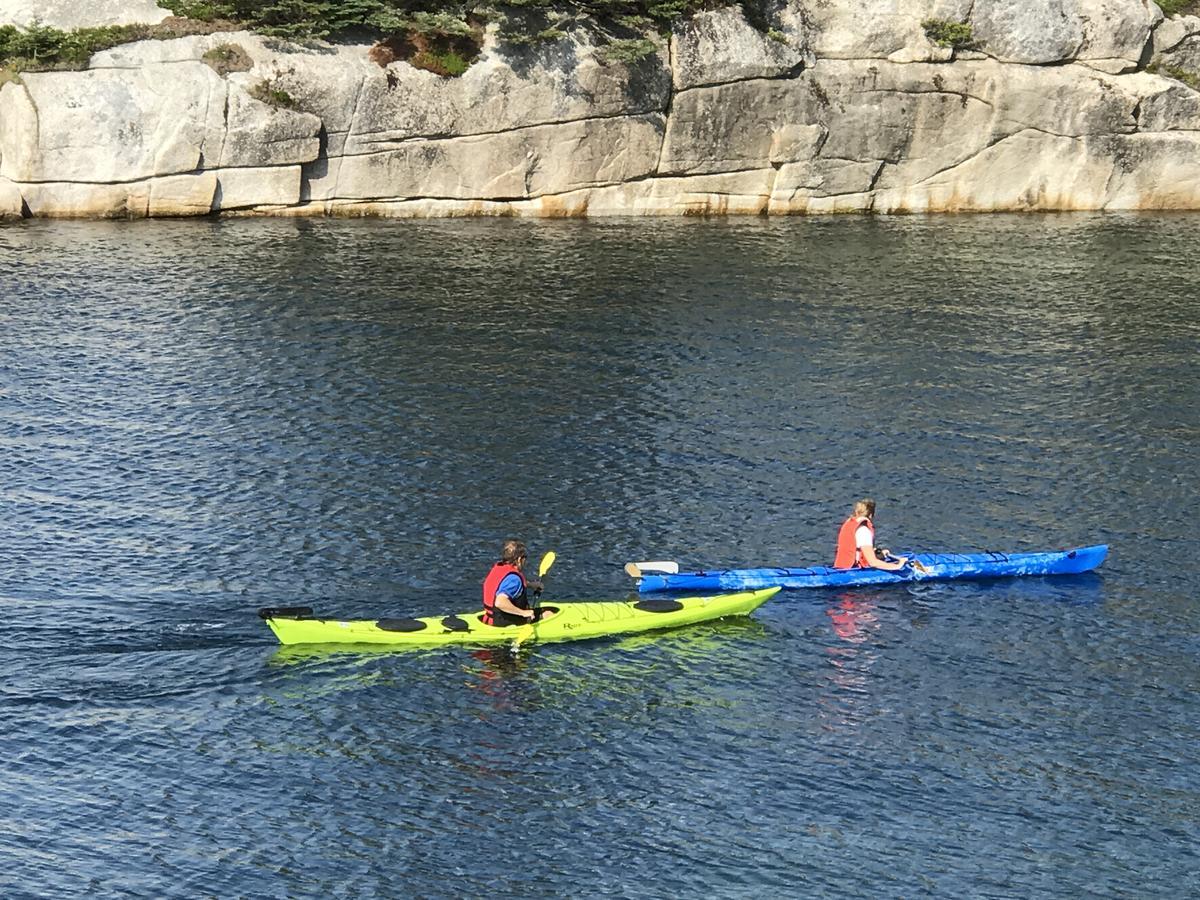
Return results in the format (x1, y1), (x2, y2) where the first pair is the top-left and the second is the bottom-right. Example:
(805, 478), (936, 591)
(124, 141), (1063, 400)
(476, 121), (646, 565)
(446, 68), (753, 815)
(626, 560), (679, 576)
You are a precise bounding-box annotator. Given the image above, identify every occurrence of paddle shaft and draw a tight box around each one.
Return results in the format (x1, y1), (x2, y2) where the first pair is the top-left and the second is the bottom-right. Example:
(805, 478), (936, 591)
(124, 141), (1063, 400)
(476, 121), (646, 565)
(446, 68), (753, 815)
(529, 551), (556, 622)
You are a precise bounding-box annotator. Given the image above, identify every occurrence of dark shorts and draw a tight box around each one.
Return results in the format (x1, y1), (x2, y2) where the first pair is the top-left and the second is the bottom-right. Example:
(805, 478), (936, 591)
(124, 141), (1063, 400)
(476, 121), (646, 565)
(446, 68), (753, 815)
(485, 608), (530, 627)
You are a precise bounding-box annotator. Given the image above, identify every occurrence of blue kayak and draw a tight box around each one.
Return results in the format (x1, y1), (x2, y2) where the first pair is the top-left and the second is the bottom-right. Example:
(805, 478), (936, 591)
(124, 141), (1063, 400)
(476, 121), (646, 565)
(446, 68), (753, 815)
(633, 545), (1109, 593)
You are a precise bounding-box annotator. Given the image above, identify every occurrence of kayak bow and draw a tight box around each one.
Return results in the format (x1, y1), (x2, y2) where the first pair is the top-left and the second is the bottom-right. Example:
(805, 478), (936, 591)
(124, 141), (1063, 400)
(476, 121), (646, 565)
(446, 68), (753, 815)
(259, 587), (780, 646)
(633, 545), (1108, 593)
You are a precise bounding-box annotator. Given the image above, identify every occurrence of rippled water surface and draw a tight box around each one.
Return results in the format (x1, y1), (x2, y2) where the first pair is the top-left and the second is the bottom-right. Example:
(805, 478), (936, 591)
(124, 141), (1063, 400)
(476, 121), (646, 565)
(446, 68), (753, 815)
(1, 215), (1197, 897)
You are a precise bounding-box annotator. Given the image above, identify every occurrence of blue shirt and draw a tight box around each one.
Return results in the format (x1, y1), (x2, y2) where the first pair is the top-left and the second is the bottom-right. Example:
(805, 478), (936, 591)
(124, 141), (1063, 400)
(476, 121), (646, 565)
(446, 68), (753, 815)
(496, 573), (524, 601)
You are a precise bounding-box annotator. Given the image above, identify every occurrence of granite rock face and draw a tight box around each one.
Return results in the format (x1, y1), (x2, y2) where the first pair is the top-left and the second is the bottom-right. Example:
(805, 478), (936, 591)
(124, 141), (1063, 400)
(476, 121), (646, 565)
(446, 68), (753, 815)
(0, 0), (170, 29)
(0, 175), (23, 217)
(1151, 13), (1200, 70)
(670, 6), (811, 90)
(1, 0), (1199, 217)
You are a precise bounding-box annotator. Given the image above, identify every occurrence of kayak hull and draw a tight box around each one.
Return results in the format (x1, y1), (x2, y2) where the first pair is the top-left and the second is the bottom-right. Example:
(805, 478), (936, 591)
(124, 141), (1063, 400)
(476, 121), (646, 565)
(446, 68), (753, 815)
(635, 545), (1108, 593)
(261, 587), (780, 646)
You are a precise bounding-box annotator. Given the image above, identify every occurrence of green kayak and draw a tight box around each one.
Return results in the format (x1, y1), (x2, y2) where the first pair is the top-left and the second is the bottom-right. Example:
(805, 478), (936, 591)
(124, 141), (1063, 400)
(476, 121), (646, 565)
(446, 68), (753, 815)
(258, 587), (780, 646)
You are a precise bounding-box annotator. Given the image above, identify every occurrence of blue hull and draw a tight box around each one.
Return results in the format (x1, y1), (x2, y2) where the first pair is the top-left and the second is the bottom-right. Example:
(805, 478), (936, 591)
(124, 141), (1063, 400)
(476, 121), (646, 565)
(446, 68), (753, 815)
(635, 545), (1109, 593)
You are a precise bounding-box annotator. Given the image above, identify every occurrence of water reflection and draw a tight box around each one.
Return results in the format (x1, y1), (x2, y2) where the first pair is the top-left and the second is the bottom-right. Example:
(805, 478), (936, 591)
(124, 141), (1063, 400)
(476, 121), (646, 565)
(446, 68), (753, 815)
(262, 617), (772, 722)
(466, 646), (529, 713)
(265, 615), (768, 669)
(825, 592), (880, 644)
(817, 591), (884, 730)
(814, 574), (1108, 732)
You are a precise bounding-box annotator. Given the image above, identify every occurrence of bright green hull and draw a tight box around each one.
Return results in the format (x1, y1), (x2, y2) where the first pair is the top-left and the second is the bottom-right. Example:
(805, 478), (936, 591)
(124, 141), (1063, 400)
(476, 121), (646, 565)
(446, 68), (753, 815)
(260, 588), (780, 647)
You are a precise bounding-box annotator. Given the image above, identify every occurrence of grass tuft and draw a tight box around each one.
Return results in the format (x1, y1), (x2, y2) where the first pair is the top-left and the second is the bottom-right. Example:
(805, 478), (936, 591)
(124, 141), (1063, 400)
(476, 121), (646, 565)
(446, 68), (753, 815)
(921, 19), (982, 51)
(202, 41), (252, 75)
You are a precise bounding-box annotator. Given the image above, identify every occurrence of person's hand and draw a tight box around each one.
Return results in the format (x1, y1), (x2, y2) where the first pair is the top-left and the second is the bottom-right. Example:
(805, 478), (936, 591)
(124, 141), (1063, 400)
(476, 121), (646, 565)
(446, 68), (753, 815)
(527, 579), (544, 595)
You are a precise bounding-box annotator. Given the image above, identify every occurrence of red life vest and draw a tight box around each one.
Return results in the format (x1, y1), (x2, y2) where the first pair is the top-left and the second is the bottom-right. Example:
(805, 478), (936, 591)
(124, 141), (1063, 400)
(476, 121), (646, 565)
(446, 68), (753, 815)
(833, 516), (874, 569)
(481, 562), (526, 626)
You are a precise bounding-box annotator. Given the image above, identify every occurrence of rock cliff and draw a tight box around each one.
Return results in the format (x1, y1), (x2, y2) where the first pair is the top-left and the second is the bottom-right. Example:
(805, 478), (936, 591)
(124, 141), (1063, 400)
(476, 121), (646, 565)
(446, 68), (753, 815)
(2, 0), (1199, 218)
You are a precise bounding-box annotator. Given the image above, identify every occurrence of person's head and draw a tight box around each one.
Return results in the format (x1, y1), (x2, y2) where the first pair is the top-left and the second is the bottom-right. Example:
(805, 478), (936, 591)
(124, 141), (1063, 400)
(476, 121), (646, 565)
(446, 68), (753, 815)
(854, 498), (876, 519)
(500, 539), (528, 568)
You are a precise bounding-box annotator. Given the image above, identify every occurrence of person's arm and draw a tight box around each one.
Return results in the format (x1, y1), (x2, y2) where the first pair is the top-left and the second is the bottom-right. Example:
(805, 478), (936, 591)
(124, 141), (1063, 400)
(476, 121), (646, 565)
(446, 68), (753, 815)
(860, 544), (908, 571)
(494, 593), (536, 620)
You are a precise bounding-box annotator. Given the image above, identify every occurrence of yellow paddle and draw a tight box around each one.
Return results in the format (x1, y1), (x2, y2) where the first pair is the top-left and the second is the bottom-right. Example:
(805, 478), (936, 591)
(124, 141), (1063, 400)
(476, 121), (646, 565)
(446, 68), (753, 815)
(514, 551), (556, 647)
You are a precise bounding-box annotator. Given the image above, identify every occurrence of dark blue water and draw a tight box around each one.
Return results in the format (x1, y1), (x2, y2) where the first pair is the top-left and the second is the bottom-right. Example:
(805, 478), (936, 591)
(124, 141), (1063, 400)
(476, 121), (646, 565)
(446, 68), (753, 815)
(1, 215), (1197, 897)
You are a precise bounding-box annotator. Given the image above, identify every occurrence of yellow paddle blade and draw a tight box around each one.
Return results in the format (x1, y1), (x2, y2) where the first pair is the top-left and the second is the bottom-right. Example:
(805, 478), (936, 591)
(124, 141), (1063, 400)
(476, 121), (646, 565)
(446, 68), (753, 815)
(624, 562), (642, 579)
(538, 551), (557, 577)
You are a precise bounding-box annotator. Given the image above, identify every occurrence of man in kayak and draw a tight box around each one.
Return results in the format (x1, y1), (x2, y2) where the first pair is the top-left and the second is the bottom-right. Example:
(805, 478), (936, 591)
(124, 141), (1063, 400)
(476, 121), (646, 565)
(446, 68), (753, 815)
(481, 539), (556, 626)
(833, 499), (911, 571)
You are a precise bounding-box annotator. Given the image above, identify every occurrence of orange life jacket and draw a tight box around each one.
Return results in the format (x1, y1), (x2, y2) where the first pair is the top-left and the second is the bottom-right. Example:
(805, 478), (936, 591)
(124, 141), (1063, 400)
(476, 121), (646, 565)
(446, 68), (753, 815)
(834, 516), (874, 569)
(481, 562), (526, 626)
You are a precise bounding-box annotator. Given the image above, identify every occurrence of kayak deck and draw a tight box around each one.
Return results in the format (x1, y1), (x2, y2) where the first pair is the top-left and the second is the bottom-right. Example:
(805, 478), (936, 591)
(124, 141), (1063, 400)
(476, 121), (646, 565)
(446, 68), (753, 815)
(634, 545), (1108, 593)
(260, 587), (780, 646)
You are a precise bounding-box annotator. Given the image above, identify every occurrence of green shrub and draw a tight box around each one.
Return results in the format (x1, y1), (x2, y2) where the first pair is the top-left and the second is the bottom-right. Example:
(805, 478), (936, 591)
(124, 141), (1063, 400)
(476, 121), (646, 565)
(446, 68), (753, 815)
(248, 78), (295, 107)
(1145, 61), (1200, 90)
(163, 1), (482, 38)
(163, 0), (725, 44)
(163, 1), (366, 38)
(1164, 63), (1200, 89)
(1155, 0), (1199, 16)
(408, 11), (477, 36)
(0, 19), (227, 72)
(410, 48), (471, 75)
(597, 37), (658, 65)
(616, 14), (654, 30)
(499, 26), (568, 44)
(922, 19), (981, 51)
(643, 0), (707, 24)
(0, 22), (154, 70)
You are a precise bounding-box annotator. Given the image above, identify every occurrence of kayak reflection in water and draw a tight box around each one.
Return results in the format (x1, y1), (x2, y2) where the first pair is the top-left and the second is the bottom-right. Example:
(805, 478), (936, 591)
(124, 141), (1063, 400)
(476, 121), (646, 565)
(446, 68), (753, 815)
(833, 498), (912, 572)
(471, 647), (524, 677)
(480, 539), (558, 627)
(826, 593), (879, 644)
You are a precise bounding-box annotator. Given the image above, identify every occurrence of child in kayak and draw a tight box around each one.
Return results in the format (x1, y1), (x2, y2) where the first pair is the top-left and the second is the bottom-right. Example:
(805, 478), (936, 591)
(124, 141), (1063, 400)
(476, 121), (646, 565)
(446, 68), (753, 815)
(833, 499), (912, 571)
(481, 539), (556, 626)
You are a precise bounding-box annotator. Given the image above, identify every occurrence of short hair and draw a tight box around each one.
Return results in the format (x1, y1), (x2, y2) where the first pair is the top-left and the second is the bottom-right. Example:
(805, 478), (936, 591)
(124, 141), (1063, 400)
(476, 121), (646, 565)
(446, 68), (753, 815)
(500, 539), (527, 564)
(856, 498), (876, 518)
